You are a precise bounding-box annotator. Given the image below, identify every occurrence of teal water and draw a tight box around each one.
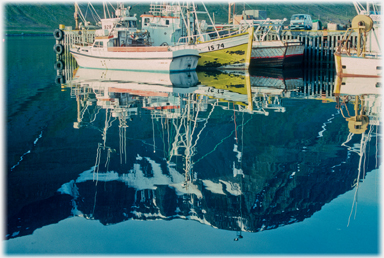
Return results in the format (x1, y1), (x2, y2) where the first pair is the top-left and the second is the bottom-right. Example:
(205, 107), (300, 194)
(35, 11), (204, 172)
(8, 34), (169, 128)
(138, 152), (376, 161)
(5, 36), (381, 255)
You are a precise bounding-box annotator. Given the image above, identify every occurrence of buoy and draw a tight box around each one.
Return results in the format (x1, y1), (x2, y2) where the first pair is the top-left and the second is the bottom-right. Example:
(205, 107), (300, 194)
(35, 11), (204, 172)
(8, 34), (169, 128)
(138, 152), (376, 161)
(54, 60), (64, 70)
(53, 29), (64, 41)
(53, 44), (64, 55)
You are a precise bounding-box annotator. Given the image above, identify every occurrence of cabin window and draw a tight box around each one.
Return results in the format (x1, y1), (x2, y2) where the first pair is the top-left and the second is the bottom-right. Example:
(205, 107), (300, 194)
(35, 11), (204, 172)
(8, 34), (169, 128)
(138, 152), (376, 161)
(165, 20), (170, 25)
(127, 21), (136, 28)
(94, 41), (104, 48)
(144, 18), (150, 25)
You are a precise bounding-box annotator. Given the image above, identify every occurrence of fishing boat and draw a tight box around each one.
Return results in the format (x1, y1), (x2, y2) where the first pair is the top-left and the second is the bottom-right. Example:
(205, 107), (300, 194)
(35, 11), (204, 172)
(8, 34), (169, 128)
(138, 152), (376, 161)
(140, 3), (254, 70)
(68, 68), (199, 129)
(251, 39), (304, 68)
(195, 70), (291, 115)
(239, 17), (304, 68)
(334, 2), (381, 78)
(70, 4), (200, 73)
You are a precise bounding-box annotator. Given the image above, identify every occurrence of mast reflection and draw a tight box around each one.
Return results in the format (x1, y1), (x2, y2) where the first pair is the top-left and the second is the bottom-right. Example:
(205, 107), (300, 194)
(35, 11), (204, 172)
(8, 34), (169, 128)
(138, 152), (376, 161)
(6, 68), (380, 240)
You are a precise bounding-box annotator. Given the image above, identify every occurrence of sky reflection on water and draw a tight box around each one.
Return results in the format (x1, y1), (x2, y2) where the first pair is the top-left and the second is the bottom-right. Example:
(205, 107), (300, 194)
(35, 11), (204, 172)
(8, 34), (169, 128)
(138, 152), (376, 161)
(5, 36), (381, 255)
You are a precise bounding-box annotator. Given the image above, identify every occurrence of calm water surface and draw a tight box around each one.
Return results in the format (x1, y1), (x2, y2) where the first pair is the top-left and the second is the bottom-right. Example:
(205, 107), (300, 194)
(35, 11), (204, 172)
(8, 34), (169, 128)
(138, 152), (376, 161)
(5, 36), (381, 255)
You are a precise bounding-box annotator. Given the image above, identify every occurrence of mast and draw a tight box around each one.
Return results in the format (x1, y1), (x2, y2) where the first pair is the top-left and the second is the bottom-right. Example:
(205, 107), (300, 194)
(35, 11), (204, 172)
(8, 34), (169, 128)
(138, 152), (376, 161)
(74, 3), (79, 30)
(103, 1), (107, 19)
(186, 3), (192, 43)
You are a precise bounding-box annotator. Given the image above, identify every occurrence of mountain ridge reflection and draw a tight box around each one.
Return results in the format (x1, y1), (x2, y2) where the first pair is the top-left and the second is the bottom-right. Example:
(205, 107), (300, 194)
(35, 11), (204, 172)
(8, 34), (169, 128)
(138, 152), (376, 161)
(7, 68), (380, 241)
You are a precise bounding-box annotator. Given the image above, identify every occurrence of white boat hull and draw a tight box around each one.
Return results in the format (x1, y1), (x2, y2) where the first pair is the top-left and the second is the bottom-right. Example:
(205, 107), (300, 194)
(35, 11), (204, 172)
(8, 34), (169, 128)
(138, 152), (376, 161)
(334, 76), (381, 95)
(70, 47), (199, 73)
(334, 53), (382, 77)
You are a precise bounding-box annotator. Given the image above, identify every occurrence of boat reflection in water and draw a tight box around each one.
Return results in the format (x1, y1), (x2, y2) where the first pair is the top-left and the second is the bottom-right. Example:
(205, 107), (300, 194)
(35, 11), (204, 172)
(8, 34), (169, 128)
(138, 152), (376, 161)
(333, 75), (381, 225)
(6, 68), (380, 242)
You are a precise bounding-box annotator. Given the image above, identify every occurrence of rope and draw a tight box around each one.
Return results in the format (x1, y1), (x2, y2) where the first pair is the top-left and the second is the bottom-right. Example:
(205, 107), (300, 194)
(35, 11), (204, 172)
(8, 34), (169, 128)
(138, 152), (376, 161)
(194, 115), (253, 165)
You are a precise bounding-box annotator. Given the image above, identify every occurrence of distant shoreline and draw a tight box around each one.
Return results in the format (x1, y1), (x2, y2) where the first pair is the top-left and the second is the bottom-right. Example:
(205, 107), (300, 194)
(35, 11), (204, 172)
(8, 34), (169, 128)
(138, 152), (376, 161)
(5, 29), (53, 37)
(6, 33), (52, 37)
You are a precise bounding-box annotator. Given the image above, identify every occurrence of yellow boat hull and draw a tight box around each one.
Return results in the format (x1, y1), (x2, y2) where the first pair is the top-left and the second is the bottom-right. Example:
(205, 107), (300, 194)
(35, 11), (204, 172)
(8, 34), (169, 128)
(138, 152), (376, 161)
(197, 71), (248, 94)
(195, 28), (254, 70)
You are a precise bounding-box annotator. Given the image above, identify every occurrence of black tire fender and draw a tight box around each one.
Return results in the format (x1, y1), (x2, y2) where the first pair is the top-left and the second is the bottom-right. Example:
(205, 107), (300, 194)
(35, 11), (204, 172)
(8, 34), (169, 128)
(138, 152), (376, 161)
(53, 44), (64, 55)
(53, 29), (64, 40)
(54, 60), (64, 70)
(55, 75), (64, 85)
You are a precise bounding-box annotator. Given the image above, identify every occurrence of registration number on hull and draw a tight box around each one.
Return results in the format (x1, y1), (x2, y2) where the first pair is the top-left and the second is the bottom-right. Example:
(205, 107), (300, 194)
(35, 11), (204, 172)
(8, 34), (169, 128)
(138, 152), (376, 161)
(208, 43), (225, 51)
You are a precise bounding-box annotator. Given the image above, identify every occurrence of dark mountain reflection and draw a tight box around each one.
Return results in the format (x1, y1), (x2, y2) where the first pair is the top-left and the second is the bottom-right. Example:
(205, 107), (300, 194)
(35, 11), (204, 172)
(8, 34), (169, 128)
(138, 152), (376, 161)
(7, 68), (380, 240)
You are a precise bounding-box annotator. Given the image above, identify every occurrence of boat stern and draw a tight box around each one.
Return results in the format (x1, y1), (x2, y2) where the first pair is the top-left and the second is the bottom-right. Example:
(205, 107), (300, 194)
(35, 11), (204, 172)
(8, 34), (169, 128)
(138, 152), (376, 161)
(169, 47), (200, 72)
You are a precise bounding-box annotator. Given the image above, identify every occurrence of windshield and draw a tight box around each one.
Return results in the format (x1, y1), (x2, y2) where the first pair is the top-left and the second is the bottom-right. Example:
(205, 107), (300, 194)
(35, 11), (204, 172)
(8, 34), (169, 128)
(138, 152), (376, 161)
(292, 15), (305, 20)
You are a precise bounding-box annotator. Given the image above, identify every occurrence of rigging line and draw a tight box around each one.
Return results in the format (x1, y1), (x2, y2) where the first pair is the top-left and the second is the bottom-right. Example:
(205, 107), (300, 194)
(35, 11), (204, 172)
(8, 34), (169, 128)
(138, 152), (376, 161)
(89, 2), (101, 22)
(347, 174), (360, 227)
(94, 144), (101, 184)
(234, 107), (238, 143)
(108, 115), (117, 128)
(189, 100), (201, 143)
(201, 2), (220, 38)
(84, 2), (89, 21)
(124, 125), (127, 164)
(120, 126), (123, 164)
(102, 110), (109, 146)
(80, 100), (90, 120)
(75, 2), (88, 25)
(347, 129), (366, 226)
(89, 107), (102, 123)
(92, 188), (97, 218)
(374, 125), (378, 195)
(191, 100), (218, 152)
(341, 133), (355, 152)
(376, 125), (378, 168)
(362, 124), (374, 181)
(188, 100), (202, 158)
(168, 115), (181, 160)
(241, 111), (244, 170)
(160, 117), (166, 158)
(178, 2), (190, 37)
(194, 115), (253, 165)
(105, 148), (111, 170)
(152, 112), (156, 153)
(342, 99), (352, 117)
(167, 118), (171, 157)
(170, 102), (189, 155)
(192, 2), (204, 42)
